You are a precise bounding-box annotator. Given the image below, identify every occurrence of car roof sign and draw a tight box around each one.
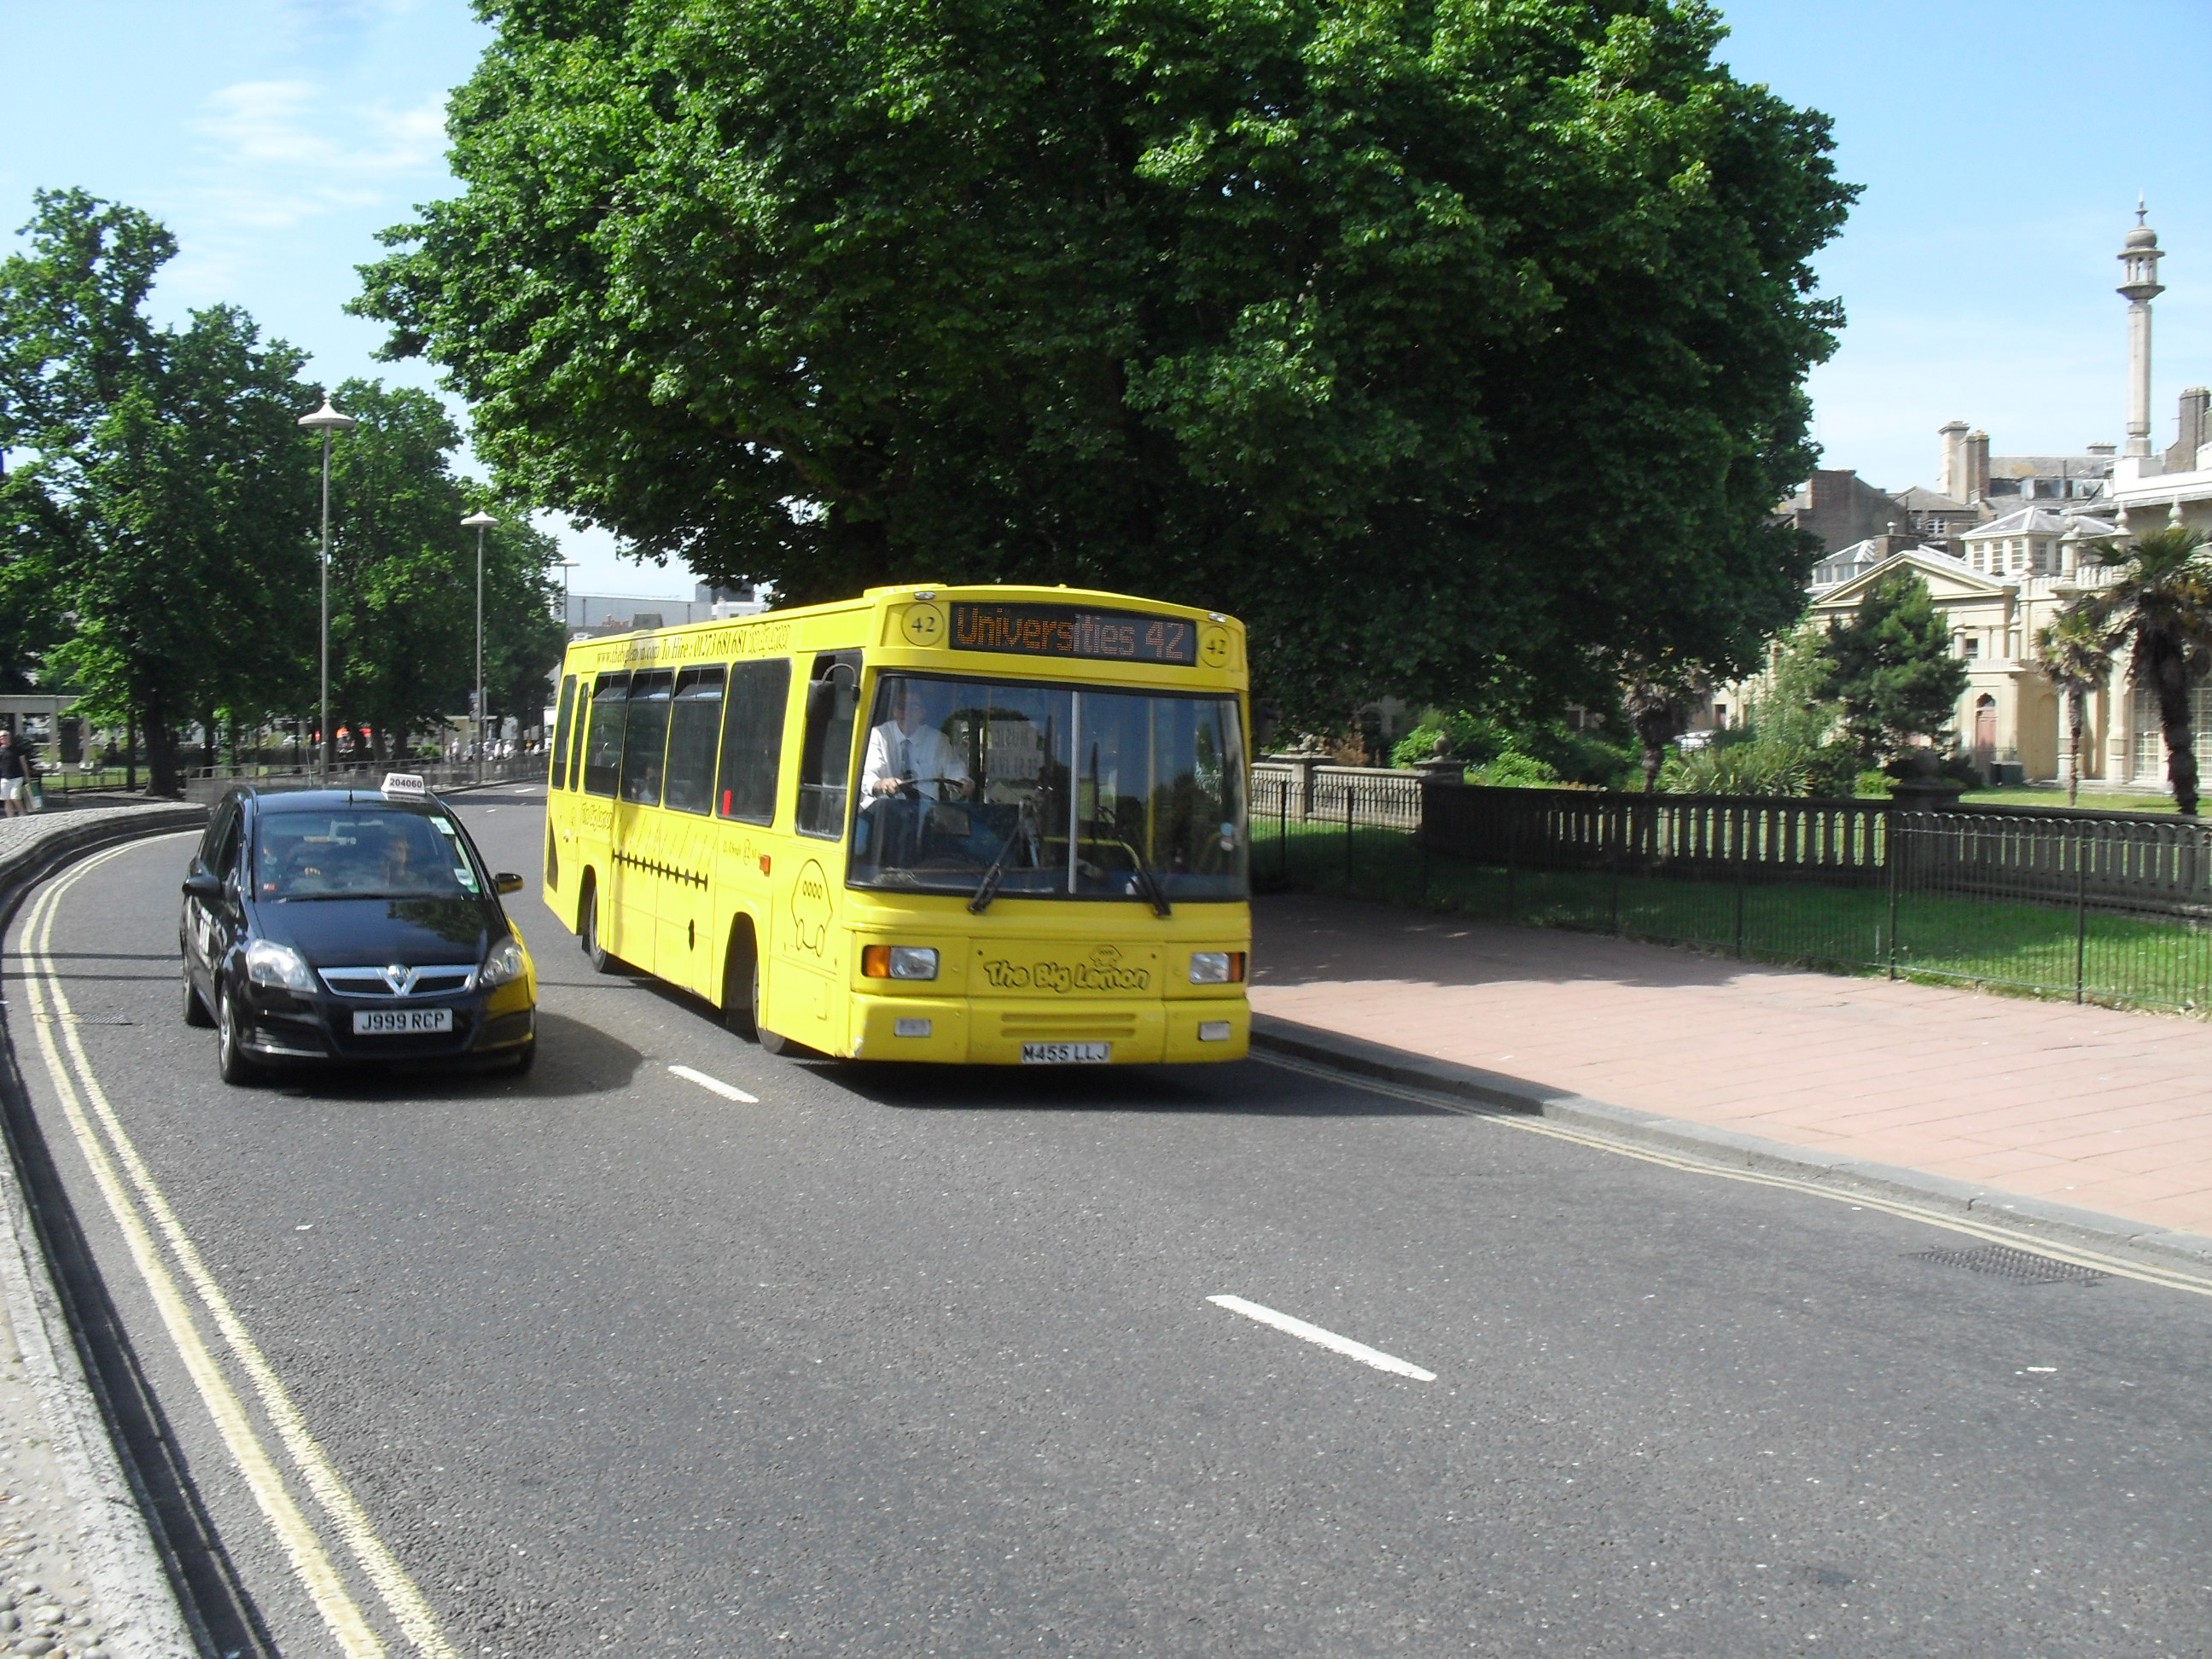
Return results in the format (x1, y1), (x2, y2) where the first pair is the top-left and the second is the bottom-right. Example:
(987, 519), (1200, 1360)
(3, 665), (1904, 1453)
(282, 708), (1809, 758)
(381, 772), (429, 800)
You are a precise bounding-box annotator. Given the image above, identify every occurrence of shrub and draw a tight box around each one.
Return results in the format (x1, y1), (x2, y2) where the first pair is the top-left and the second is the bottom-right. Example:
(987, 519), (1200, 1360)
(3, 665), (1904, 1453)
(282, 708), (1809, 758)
(1390, 710), (1505, 768)
(1468, 750), (1559, 788)
(1661, 742), (1808, 795)
(1854, 769), (1892, 797)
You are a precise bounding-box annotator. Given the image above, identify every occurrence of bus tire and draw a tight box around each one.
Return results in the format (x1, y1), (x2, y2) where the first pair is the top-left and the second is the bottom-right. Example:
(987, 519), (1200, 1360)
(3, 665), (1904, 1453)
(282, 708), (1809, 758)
(721, 922), (759, 1041)
(579, 882), (619, 975)
(754, 958), (793, 1056)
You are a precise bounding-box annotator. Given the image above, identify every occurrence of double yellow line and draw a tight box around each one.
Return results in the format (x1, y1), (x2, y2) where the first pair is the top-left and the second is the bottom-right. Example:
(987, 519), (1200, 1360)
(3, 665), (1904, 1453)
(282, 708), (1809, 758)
(19, 841), (458, 1659)
(1257, 1050), (2212, 1299)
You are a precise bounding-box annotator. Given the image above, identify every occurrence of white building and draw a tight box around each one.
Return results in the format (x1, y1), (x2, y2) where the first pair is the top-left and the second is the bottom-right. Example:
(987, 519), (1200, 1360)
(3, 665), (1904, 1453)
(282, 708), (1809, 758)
(1720, 202), (2211, 789)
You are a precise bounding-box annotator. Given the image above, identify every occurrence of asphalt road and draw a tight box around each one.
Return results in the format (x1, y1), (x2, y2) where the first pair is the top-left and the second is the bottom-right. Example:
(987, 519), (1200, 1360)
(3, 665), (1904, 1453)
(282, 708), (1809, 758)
(7, 784), (2210, 1658)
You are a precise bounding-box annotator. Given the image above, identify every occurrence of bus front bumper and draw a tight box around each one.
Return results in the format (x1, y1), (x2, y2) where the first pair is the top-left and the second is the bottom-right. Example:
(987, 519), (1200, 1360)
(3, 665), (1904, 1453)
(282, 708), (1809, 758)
(847, 996), (1248, 1065)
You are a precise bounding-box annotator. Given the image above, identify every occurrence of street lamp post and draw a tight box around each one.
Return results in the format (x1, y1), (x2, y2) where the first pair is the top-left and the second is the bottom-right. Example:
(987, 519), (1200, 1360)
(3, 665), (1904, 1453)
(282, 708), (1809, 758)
(298, 397), (357, 784)
(463, 511), (499, 783)
(559, 557), (580, 634)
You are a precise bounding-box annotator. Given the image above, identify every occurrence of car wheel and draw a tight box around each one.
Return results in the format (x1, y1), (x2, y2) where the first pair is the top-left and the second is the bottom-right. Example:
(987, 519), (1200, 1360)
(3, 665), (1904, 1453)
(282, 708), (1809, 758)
(754, 958), (790, 1057)
(183, 966), (213, 1027)
(216, 987), (259, 1086)
(580, 887), (617, 975)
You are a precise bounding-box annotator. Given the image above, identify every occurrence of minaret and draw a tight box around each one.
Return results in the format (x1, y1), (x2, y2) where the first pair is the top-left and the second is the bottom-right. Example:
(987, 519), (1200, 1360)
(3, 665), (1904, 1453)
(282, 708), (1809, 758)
(2117, 195), (2165, 463)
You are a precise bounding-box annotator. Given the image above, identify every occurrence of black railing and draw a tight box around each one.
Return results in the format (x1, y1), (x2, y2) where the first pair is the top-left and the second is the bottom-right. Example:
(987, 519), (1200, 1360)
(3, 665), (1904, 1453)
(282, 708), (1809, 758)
(1253, 776), (2212, 1016)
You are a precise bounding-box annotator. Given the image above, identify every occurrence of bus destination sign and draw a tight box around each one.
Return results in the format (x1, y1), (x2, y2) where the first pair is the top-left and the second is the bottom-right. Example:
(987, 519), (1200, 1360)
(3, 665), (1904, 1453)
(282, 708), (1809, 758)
(948, 602), (1198, 666)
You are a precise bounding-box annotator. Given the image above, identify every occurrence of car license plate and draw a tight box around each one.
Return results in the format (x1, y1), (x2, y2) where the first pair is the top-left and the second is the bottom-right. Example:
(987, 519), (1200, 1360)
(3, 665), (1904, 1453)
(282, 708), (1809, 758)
(352, 1008), (453, 1035)
(1020, 1041), (1110, 1065)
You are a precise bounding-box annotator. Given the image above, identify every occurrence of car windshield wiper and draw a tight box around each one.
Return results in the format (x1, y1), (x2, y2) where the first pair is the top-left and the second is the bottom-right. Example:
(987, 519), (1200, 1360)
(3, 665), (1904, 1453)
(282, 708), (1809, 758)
(968, 795), (1039, 915)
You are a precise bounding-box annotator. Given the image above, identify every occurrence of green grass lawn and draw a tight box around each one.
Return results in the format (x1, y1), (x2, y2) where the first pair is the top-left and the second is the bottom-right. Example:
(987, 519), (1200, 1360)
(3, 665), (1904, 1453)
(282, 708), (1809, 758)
(1956, 785), (2183, 814)
(1260, 821), (2212, 1015)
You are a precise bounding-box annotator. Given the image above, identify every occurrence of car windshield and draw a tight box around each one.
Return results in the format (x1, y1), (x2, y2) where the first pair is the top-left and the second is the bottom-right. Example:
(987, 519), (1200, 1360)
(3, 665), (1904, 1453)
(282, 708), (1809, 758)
(848, 674), (1246, 901)
(253, 809), (483, 901)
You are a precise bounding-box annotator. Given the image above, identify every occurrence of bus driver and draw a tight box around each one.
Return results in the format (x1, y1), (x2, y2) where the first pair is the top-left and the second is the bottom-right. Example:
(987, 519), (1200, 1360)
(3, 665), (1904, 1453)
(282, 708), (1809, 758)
(861, 681), (970, 803)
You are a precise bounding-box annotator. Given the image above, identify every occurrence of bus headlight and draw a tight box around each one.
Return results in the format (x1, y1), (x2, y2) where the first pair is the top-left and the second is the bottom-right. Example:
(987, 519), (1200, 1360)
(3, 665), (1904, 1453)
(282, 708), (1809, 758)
(863, 946), (939, 981)
(1188, 952), (1246, 985)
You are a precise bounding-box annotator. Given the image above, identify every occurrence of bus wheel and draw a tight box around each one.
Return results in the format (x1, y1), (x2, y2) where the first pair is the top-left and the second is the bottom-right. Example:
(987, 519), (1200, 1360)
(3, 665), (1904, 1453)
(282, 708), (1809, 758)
(754, 959), (791, 1056)
(580, 884), (617, 975)
(722, 926), (759, 1041)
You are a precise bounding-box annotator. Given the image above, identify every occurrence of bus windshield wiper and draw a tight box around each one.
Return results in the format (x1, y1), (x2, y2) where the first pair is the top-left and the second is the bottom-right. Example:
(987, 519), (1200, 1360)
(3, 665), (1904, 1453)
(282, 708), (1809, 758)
(968, 795), (1037, 915)
(1118, 841), (1173, 917)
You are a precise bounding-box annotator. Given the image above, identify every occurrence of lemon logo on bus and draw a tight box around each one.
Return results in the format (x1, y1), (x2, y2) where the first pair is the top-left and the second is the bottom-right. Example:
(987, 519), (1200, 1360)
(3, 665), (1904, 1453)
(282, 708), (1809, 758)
(899, 603), (946, 649)
(1199, 626), (1231, 669)
(790, 859), (834, 955)
(979, 943), (1150, 993)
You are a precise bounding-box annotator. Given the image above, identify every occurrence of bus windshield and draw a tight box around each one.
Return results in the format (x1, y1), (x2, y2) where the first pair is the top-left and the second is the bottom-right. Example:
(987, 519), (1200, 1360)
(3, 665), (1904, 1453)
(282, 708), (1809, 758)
(848, 674), (1246, 902)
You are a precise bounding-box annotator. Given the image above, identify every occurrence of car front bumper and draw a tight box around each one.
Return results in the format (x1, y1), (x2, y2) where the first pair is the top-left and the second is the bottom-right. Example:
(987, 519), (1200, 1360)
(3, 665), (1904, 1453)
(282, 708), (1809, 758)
(233, 976), (537, 1065)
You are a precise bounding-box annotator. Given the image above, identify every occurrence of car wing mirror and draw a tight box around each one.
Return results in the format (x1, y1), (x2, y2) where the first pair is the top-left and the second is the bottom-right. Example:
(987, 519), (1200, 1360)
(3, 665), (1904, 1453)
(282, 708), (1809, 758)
(182, 871), (224, 904)
(494, 872), (526, 894)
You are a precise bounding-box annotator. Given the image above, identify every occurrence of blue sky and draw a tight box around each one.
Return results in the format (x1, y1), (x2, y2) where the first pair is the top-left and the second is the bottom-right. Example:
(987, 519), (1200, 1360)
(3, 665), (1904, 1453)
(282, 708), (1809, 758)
(4, 0), (2209, 595)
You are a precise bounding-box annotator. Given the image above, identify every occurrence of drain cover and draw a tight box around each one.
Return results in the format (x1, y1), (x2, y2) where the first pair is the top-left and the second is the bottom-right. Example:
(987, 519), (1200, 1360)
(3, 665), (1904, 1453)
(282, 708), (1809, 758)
(1910, 1244), (2106, 1285)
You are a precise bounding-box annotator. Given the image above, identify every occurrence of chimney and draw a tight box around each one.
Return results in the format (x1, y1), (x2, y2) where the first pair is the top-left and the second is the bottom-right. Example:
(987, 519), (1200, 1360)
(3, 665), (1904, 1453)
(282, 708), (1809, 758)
(2171, 386), (2210, 472)
(1965, 430), (1991, 503)
(1938, 421), (1970, 498)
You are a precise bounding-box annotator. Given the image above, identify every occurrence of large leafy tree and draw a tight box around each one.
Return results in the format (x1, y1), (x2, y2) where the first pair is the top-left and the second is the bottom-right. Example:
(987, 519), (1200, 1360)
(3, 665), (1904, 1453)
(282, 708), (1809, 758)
(2077, 527), (2212, 817)
(0, 189), (317, 793)
(1818, 572), (1970, 765)
(322, 378), (567, 759)
(357, 0), (1854, 723)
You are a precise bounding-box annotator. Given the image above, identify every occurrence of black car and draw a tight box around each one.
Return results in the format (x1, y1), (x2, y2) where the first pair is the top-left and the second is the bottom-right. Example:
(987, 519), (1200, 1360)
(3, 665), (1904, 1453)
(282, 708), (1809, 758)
(180, 782), (539, 1083)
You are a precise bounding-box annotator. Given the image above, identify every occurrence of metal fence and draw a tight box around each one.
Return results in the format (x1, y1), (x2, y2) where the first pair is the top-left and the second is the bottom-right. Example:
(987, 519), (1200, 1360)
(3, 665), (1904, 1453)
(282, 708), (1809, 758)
(1252, 775), (2212, 1016)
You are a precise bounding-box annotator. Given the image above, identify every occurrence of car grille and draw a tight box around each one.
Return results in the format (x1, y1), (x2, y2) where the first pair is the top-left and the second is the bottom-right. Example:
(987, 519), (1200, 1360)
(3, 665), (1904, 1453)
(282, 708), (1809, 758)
(317, 964), (478, 998)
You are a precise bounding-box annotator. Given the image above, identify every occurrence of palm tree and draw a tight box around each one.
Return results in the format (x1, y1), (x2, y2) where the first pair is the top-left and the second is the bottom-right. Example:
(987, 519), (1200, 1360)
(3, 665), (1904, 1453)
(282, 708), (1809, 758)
(1619, 655), (1713, 793)
(2079, 527), (2212, 815)
(2034, 605), (2111, 807)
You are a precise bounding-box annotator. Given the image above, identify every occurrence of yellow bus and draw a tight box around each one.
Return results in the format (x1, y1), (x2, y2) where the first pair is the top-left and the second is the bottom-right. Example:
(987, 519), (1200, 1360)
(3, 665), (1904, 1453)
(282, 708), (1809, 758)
(540, 584), (1250, 1064)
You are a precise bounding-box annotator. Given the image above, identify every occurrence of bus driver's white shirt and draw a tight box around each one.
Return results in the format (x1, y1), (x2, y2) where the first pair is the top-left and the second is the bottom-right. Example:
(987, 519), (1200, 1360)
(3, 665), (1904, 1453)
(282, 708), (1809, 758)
(861, 721), (969, 801)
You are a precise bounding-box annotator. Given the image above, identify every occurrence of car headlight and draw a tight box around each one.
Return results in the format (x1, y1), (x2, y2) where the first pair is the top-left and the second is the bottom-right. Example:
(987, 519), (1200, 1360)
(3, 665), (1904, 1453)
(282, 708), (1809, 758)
(1188, 951), (1246, 985)
(244, 940), (317, 993)
(861, 945), (939, 981)
(480, 937), (528, 988)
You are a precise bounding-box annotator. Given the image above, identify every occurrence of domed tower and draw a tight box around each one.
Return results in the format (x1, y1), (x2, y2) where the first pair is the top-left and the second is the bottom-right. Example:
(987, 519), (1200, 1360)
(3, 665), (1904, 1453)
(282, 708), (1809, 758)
(2118, 196), (2166, 461)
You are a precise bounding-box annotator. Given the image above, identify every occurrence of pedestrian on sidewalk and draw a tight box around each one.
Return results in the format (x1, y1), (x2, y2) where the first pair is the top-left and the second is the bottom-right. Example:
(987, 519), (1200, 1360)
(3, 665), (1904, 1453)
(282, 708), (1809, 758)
(0, 731), (30, 818)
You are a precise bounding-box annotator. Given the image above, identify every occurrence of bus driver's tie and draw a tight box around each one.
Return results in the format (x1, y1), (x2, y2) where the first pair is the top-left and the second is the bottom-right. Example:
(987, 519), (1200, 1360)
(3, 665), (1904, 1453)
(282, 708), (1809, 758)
(901, 737), (912, 789)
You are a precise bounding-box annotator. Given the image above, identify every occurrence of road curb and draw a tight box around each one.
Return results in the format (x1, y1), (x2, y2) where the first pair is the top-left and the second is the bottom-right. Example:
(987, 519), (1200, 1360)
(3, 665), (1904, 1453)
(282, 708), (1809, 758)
(1249, 1013), (2212, 1278)
(0, 808), (207, 1658)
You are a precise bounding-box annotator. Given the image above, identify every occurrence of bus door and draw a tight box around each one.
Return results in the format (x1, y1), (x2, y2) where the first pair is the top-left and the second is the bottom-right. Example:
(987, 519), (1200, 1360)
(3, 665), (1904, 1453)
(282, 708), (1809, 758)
(711, 657), (792, 1002)
(654, 666), (725, 996)
(614, 671), (675, 975)
(769, 650), (860, 1045)
(574, 671), (628, 935)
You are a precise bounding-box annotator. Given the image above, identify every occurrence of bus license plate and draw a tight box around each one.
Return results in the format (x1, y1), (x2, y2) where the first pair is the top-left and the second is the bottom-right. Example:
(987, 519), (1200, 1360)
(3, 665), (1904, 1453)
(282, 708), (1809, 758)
(352, 1009), (453, 1036)
(1020, 1041), (1110, 1066)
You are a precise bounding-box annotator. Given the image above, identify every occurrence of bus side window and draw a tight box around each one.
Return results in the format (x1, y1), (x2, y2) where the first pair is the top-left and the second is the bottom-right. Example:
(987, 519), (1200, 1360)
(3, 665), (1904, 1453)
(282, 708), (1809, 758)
(620, 672), (676, 806)
(795, 651), (861, 839)
(550, 674), (577, 790)
(581, 673), (631, 797)
(568, 678), (591, 786)
(716, 659), (790, 824)
(662, 667), (725, 815)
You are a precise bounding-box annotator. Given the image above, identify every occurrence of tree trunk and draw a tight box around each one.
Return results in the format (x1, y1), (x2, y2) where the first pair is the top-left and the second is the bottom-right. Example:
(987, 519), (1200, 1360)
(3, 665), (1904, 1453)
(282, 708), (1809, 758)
(1640, 744), (1661, 793)
(2067, 689), (2083, 809)
(2151, 651), (2200, 818)
(143, 695), (182, 799)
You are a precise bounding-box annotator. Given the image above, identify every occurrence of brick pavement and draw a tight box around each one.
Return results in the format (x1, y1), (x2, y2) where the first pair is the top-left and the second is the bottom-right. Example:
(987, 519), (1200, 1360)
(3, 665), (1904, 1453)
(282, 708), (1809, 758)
(1249, 892), (2212, 1237)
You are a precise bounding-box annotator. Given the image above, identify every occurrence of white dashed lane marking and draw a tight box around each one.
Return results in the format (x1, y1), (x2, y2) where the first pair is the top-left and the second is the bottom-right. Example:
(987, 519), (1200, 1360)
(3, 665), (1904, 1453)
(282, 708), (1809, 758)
(1207, 1295), (1436, 1382)
(668, 1064), (760, 1104)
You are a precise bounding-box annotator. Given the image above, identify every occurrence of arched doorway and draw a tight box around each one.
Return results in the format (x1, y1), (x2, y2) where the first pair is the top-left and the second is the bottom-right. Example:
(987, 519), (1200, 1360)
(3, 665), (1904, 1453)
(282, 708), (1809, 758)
(1972, 694), (1998, 779)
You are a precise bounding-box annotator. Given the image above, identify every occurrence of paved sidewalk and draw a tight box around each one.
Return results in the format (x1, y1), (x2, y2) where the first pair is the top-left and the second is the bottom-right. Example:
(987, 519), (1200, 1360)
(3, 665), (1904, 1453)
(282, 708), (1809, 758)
(1250, 893), (2212, 1240)
(0, 802), (207, 1658)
